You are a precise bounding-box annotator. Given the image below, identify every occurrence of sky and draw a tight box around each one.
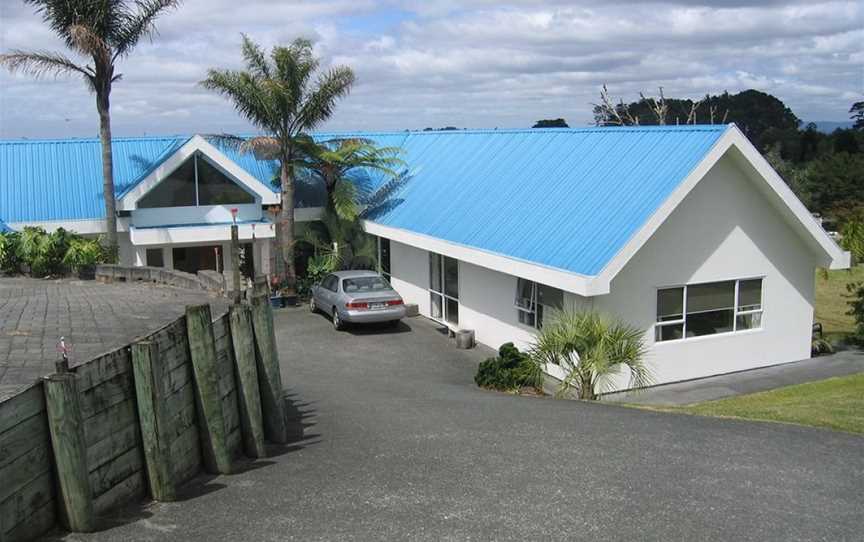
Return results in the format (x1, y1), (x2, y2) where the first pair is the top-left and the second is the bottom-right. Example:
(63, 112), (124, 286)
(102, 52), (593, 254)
(0, 0), (861, 139)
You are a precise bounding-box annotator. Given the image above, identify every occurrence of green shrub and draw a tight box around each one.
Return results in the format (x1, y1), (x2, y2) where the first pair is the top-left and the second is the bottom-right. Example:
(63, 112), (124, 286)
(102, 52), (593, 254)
(4, 227), (106, 277)
(846, 281), (864, 345)
(63, 237), (105, 272)
(475, 342), (541, 392)
(0, 231), (21, 274)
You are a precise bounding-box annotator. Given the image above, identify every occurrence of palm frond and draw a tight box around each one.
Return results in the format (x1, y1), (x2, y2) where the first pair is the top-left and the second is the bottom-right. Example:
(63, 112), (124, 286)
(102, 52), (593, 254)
(294, 66), (355, 132)
(200, 69), (276, 132)
(240, 33), (271, 79)
(0, 50), (93, 80)
(331, 180), (359, 221)
(69, 24), (111, 64)
(113, 0), (180, 57)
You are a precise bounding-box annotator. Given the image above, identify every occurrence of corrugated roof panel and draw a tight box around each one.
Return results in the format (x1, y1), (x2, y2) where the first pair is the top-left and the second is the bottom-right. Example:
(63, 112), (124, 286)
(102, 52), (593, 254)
(320, 126), (727, 276)
(0, 125), (726, 276)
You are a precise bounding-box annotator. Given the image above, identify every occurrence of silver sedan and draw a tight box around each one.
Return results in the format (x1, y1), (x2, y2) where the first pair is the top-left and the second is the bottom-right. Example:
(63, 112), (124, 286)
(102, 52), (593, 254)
(309, 270), (406, 330)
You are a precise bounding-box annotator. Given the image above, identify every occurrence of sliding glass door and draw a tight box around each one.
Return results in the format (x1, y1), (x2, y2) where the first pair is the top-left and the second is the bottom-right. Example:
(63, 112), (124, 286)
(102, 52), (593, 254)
(429, 253), (459, 325)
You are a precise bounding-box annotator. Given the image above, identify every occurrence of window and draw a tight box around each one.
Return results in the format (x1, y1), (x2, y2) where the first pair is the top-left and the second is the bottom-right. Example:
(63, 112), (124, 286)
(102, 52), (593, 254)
(146, 248), (164, 268)
(429, 253), (458, 325)
(516, 278), (563, 329)
(378, 237), (391, 279)
(322, 274), (338, 292)
(343, 276), (391, 293)
(655, 278), (763, 342)
(138, 153), (255, 208)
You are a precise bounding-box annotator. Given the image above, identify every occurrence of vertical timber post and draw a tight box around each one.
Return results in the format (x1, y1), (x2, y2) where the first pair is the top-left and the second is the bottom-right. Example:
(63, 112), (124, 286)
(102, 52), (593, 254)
(131, 341), (176, 501)
(229, 305), (267, 458)
(185, 304), (233, 474)
(42, 373), (95, 532)
(250, 296), (288, 443)
(231, 224), (242, 305)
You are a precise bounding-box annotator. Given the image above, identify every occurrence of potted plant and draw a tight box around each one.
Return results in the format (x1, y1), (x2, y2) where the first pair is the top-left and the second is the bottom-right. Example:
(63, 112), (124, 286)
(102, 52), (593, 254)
(269, 275), (298, 308)
(63, 237), (104, 280)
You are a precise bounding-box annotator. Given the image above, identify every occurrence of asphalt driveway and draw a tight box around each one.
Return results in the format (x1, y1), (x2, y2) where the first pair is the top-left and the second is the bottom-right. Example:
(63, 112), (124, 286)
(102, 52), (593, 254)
(60, 308), (864, 541)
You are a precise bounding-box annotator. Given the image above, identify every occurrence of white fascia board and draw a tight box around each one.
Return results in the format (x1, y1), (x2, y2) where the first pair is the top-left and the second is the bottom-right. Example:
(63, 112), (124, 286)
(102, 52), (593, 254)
(8, 218), (129, 234)
(362, 220), (604, 296)
(130, 222), (276, 246)
(593, 125), (850, 290)
(118, 135), (280, 210)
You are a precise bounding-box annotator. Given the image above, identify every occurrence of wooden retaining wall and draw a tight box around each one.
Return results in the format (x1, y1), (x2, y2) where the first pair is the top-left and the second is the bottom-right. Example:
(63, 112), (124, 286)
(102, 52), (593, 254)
(0, 301), (279, 541)
(0, 384), (56, 542)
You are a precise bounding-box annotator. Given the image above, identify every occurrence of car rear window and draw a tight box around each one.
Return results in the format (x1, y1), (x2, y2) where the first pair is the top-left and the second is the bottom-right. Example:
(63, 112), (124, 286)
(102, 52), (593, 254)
(343, 276), (391, 293)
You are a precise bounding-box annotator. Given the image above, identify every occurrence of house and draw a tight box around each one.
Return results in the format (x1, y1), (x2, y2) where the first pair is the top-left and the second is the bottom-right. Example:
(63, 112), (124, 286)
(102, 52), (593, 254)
(0, 125), (849, 390)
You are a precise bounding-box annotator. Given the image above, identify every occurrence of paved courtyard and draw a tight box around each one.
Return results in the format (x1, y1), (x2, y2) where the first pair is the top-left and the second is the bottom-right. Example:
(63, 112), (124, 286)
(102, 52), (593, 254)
(0, 277), (228, 400)
(60, 307), (864, 542)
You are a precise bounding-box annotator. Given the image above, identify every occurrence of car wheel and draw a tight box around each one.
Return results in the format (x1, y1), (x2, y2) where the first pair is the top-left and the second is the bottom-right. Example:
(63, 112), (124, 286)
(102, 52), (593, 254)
(332, 308), (344, 331)
(309, 296), (317, 313)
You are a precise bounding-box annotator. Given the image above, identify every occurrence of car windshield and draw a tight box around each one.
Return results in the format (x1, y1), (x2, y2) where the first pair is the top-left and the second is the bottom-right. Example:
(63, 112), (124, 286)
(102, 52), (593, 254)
(343, 276), (391, 293)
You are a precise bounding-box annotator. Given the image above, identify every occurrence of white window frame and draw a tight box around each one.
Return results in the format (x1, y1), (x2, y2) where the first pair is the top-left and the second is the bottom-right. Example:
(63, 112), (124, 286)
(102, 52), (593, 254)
(429, 253), (459, 326)
(139, 152), (257, 208)
(655, 277), (764, 343)
(515, 279), (541, 329)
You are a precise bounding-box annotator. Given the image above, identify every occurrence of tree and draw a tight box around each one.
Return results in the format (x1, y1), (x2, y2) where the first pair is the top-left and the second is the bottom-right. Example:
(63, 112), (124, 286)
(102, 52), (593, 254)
(201, 36), (355, 293)
(0, 0), (181, 259)
(529, 310), (651, 400)
(293, 137), (404, 221)
(532, 118), (569, 128)
(851, 102), (864, 131)
(806, 152), (864, 220)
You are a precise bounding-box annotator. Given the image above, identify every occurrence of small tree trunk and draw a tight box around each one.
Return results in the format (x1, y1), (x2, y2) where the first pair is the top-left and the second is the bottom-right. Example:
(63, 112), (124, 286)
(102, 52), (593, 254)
(97, 90), (118, 261)
(279, 157), (296, 292)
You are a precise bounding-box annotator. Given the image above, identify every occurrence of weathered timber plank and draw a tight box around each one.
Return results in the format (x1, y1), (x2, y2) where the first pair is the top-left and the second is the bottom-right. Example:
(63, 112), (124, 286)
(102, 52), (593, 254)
(88, 446), (144, 499)
(164, 361), (193, 395)
(85, 424), (140, 472)
(131, 341), (176, 502)
(75, 349), (131, 393)
(0, 413), (49, 470)
(83, 398), (137, 448)
(228, 305), (266, 458)
(0, 443), (50, 503)
(0, 386), (44, 435)
(164, 386), (196, 436)
(92, 471), (146, 516)
(169, 426), (202, 483)
(80, 371), (135, 420)
(250, 297), (288, 444)
(3, 499), (54, 542)
(186, 304), (232, 474)
(43, 373), (95, 532)
(0, 470), (53, 536)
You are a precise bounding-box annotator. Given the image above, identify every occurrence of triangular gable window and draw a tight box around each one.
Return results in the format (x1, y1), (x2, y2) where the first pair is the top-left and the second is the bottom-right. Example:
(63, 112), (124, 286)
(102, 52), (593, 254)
(138, 152), (256, 208)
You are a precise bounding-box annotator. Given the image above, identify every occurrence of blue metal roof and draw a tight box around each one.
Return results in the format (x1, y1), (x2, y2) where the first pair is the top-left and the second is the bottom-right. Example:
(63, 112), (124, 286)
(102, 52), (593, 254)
(0, 125), (727, 276)
(332, 125), (728, 276)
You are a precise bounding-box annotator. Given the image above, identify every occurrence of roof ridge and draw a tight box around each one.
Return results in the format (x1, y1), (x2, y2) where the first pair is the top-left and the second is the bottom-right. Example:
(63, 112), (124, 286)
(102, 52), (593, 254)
(0, 124), (731, 144)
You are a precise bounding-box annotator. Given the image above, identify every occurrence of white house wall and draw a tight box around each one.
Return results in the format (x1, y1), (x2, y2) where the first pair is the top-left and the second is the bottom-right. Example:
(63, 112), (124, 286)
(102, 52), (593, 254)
(593, 153), (817, 389)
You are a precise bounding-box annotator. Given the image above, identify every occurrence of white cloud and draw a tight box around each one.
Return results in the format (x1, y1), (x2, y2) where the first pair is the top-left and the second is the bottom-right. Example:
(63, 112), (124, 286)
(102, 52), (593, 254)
(0, 0), (861, 138)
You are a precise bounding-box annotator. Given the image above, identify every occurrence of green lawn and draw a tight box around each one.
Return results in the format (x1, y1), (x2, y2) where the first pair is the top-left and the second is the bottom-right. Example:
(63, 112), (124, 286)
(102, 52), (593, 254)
(670, 373), (864, 434)
(814, 265), (864, 338)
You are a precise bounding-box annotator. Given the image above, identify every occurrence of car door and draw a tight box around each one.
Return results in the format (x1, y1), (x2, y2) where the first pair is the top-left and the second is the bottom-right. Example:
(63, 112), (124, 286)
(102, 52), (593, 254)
(319, 274), (337, 314)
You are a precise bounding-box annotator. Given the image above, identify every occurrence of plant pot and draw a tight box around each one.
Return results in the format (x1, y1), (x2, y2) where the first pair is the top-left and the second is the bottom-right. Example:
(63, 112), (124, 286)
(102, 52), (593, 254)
(270, 295), (286, 309)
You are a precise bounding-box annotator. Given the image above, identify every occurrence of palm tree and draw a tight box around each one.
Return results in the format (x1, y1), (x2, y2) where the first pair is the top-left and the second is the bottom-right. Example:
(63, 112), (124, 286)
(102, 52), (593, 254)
(293, 136), (404, 221)
(0, 0), (181, 258)
(530, 310), (652, 400)
(201, 36), (355, 293)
